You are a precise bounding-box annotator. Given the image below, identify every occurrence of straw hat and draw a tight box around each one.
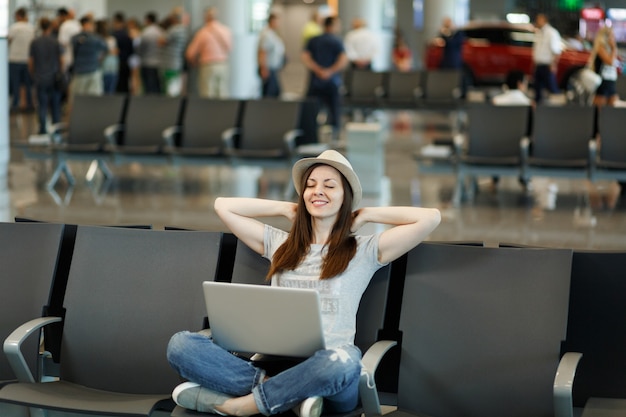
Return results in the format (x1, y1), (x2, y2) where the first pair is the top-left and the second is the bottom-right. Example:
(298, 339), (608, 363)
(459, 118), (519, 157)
(292, 150), (362, 209)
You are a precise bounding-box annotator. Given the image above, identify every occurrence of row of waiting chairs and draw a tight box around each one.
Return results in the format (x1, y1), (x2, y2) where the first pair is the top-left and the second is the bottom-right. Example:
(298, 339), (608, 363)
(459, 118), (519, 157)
(1, 220), (626, 417)
(16, 95), (325, 190)
(416, 103), (626, 205)
(342, 69), (464, 110)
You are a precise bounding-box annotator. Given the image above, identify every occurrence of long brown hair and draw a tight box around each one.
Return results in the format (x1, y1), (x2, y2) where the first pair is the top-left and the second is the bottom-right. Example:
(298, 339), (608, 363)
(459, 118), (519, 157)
(267, 164), (357, 280)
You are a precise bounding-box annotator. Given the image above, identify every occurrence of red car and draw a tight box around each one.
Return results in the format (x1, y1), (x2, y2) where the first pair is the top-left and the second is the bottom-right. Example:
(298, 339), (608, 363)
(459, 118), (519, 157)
(425, 22), (591, 88)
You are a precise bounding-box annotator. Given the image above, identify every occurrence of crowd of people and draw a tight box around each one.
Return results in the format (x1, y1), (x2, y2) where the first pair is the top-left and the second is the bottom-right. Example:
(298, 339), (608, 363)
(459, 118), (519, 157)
(8, 6), (197, 134)
(7, 6), (395, 143)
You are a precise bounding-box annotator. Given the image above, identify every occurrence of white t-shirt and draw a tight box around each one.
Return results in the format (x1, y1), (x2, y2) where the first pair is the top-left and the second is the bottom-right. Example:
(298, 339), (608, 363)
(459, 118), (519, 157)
(264, 224), (386, 349)
(344, 27), (379, 63)
(58, 19), (81, 70)
(259, 27), (285, 70)
(8, 21), (35, 63)
(533, 24), (562, 65)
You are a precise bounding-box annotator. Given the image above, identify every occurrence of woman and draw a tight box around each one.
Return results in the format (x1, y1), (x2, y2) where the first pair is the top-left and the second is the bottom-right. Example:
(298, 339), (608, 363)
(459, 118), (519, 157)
(167, 150), (441, 417)
(392, 31), (412, 72)
(591, 26), (619, 107)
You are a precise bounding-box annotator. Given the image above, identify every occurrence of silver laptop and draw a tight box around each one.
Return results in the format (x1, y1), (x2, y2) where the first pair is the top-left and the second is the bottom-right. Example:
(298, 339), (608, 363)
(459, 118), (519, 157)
(202, 281), (326, 357)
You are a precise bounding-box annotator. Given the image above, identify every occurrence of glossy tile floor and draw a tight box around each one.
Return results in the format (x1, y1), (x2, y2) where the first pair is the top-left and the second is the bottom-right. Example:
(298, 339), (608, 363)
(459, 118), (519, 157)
(7, 107), (626, 250)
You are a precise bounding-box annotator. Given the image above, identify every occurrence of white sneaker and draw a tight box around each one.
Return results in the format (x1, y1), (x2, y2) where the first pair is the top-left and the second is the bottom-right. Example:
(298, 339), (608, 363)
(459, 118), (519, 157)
(296, 396), (323, 417)
(172, 381), (231, 415)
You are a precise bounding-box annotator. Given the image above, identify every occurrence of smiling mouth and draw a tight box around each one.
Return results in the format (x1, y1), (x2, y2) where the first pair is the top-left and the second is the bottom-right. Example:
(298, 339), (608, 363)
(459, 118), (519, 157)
(311, 200), (328, 206)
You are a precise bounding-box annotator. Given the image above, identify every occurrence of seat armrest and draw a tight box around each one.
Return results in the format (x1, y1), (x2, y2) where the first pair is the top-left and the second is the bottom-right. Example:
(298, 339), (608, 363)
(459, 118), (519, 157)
(359, 340), (398, 415)
(4, 316), (63, 383)
(104, 124), (124, 146)
(284, 129), (304, 153)
(553, 352), (583, 417)
(162, 125), (182, 147)
(222, 127), (240, 150)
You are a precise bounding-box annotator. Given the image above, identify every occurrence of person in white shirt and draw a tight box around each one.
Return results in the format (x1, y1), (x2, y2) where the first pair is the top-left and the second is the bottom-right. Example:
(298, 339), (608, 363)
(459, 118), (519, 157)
(8, 7), (35, 112)
(492, 70), (532, 106)
(57, 8), (82, 73)
(532, 13), (562, 103)
(257, 13), (285, 97)
(343, 18), (378, 70)
(138, 12), (164, 94)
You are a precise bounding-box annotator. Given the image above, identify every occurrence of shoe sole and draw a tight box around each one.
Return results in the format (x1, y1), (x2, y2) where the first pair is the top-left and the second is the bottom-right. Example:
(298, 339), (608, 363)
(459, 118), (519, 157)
(301, 397), (323, 417)
(172, 381), (200, 405)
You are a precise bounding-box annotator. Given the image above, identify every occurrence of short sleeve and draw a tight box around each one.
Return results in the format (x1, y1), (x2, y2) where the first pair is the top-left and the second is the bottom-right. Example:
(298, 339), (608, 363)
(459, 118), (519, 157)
(263, 224), (288, 261)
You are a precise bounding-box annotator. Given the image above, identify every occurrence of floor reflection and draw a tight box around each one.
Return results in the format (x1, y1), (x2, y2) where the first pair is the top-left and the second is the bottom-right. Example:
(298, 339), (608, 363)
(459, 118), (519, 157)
(7, 109), (626, 250)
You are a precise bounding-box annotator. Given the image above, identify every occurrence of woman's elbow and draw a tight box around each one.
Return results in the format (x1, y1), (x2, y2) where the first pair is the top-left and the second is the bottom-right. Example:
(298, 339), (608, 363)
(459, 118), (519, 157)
(426, 208), (442, 231)
(213, 197), (228, 215)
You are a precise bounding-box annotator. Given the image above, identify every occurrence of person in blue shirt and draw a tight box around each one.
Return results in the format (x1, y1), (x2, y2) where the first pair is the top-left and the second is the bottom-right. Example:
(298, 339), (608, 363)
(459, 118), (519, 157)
(70, 15), (107, 97)
(301, 16), (348, 140)
(435, 17), (464, 69)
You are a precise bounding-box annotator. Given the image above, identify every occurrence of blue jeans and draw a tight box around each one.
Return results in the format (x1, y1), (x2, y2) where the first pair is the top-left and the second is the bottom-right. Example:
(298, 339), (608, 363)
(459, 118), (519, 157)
(261, 69), (281, 98)
(35, 84), (61, 134)
(103, 73), (118, 95)
(534, 64), (559, 103)
(167, 331), (362, 415)
(306, 81), (342, 134)
(141, 66), (161, 94)
(9, 62), (34, 109)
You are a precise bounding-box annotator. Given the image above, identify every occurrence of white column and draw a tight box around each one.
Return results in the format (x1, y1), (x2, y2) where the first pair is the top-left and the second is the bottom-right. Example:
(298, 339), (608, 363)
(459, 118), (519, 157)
(1, 0), (9, 221)
(0, 38), (9, 185)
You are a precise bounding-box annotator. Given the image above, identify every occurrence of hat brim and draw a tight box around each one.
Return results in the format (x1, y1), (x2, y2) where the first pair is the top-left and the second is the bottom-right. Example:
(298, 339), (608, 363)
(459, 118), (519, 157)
(292, 157), (362, 209)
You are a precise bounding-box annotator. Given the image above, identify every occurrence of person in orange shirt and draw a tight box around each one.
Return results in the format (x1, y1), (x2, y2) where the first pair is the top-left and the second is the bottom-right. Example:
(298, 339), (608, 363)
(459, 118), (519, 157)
(185, 7), (232, 98)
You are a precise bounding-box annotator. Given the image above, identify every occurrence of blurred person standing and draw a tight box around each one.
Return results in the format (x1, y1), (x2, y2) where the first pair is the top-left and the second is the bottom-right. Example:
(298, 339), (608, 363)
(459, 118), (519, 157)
(186, 7), (232, 98)
(302, 16), (348, 140)
(126, 17), (142, 94)
(392, 29), (412, 72)
(29, 17), (63, 134)
(158, 9), (188, 97)
(434, 17), (464, 70)
(433, 17), (467, 96)
(57, 8), (81, 73)
(590, 26), (619, 107)
(8, 7), (35, 113)
(588, 26), (621, 210)
(532, 13), (562, 103)
(111, 12), (134, 93)
(138, 12), (164, 94)
(70, 15), (107, 97)
(96, 19), (119, 95)
(344, 18), (378, 70)
(257, 13), (285, 98)
(301, 10), (322, 47)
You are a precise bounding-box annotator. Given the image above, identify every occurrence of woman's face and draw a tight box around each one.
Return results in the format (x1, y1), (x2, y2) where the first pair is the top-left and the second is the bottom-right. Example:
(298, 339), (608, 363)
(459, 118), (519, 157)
(303, 165), (345, 220)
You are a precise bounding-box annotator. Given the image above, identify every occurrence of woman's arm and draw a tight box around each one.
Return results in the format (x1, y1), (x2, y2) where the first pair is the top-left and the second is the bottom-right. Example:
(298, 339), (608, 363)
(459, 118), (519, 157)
(214, 197), (297, 255)
(597, 43), (617, 65)
(352, 206), (441, 264)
